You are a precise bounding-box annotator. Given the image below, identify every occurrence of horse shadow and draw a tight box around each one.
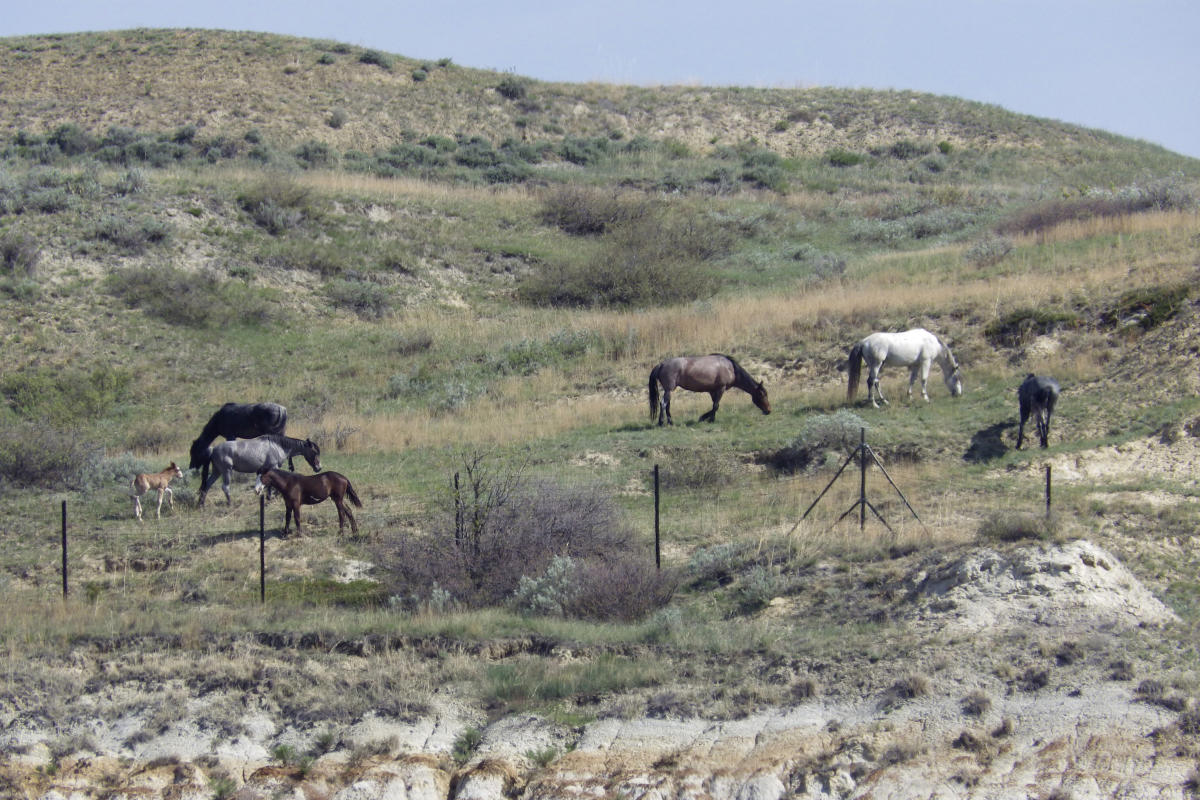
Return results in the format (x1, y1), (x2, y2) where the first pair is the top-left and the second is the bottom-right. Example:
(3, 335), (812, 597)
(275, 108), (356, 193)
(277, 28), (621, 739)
(963, 420), (1016, 463)
(200, 528), (287, 547)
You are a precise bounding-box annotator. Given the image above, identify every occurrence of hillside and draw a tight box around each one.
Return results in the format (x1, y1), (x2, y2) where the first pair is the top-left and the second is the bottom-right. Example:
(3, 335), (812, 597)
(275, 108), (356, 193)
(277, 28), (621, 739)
(2, 28), (1200, 800)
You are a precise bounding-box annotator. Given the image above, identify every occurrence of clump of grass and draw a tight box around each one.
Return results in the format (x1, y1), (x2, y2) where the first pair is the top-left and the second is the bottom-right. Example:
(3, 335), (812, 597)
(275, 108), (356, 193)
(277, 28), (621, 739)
(452, 727), (482, 766)
(977, 511), (1061, 543)
(983, 307), (1083, 348)
(961, 689), (992, 717)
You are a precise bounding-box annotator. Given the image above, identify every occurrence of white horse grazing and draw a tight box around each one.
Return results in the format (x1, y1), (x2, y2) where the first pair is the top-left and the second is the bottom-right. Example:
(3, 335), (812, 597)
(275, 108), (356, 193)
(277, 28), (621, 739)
(130, 462), (184, 521)
(846, 328), (963, 408)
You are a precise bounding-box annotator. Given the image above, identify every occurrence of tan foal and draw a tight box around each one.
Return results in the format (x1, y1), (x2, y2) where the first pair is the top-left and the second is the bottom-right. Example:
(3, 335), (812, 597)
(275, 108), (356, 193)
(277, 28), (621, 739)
(131, 462), (184, 520)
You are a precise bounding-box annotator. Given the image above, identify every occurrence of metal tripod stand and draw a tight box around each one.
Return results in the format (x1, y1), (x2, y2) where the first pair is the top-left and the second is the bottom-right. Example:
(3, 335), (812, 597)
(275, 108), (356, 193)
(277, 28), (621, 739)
(798, 428), (926, 534)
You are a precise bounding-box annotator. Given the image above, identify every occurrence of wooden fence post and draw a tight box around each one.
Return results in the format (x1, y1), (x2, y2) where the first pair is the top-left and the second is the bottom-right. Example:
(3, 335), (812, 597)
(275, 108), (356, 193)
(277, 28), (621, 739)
(259, 494), (266, 604)
(653, 464), (661, 570)
(61, 500), (68, 600)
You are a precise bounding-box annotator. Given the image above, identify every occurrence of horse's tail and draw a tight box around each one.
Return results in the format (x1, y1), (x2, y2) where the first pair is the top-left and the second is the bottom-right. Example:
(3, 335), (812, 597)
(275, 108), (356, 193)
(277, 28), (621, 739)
(648, 364), (661, 418)
(346, 482), (363, 508)
(846, 342), (864, 401)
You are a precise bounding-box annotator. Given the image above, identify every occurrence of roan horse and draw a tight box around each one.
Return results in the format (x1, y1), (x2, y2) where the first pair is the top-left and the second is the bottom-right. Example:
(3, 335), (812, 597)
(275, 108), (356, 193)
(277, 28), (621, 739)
(648, 354), (770, 426)
(130, 462), (184, 521)
(255, 467), (362, 536)
(198, 434), (320, 506)
(1017, 374), (1061, 449)
(845, 328), (963, 408)
(189, 402), (288, 491)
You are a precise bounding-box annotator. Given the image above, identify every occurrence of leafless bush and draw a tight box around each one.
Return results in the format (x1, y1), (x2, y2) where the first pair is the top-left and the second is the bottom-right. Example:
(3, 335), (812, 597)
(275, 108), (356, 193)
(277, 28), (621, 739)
(961, 689), (992, 717)
(375, 453), (671, 619)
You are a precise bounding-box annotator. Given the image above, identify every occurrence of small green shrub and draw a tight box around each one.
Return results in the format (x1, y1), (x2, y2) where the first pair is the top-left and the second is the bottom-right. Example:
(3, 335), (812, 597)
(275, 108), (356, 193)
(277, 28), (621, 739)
(327, 109), (347, 129)
(495, 75), (528, 100)
(358, 49), (392, 70)
(452, 727), (482, 766)
(326, 278), (393, 318)
(1108, 283), (1190, 331)
(983, 308), (1083, 348)
(106, 264), (276, 328)
(827, 149), (865, 168)
(1, 364), (131, 426)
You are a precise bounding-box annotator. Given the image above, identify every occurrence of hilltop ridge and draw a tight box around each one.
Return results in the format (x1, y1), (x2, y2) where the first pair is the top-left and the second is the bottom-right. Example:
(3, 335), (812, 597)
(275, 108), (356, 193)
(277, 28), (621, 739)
(1, 28), (1193, 166)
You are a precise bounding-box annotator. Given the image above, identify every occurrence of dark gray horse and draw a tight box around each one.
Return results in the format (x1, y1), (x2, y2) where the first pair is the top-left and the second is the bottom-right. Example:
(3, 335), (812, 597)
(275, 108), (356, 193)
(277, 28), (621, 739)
(189, 402), (288, 491)
(1017, 374), (1061, 449)
(199, 434), (320, 506)
(648, 354), (769, 426)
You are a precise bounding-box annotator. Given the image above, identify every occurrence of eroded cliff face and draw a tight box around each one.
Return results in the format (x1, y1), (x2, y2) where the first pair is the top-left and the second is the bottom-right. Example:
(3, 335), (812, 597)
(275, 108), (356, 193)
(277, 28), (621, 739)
(3, 540), (1196, 800)
(4, 687), (1195, 800)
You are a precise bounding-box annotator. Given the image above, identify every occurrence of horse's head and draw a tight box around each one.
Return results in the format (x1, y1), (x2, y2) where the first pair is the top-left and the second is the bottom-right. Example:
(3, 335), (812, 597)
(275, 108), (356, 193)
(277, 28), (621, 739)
(752, 382), (771, 415)
(254, 467), (278, 496)
(169, 462), (183, 479)
(188, 438), (210, 470)
(302, 439), (322, 472)
(945, 369), (964, 397)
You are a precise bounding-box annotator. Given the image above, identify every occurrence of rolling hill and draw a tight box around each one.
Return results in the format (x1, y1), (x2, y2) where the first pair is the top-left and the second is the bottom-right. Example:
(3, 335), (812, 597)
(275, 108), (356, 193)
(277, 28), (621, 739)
(2, 28), (1200, 799)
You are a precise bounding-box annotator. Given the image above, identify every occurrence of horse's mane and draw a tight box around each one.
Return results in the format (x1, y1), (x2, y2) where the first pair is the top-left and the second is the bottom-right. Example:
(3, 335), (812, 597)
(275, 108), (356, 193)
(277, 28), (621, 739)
(712, 353), (757, 387)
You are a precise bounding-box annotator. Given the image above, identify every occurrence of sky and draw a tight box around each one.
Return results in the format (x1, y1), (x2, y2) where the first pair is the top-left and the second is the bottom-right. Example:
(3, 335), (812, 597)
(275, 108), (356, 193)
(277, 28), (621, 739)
(4, 0), (1198, 159)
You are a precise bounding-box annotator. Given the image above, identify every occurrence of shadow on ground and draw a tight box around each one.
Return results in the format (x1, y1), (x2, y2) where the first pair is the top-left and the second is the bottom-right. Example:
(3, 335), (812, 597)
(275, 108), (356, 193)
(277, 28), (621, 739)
(964, 421), (1015, 463)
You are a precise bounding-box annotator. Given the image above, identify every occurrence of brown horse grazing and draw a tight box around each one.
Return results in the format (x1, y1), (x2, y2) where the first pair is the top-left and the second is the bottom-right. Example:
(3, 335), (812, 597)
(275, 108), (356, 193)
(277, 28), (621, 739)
(648, 354), (770, 426)
(254, 468), (362, 536)
(130, 462), (184, 521)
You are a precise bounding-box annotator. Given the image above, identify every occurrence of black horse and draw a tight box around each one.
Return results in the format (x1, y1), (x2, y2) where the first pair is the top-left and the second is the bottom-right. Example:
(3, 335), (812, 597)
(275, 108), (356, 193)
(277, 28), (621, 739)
(189, 402), (288, 490)
(1017, 375), (1061, 449)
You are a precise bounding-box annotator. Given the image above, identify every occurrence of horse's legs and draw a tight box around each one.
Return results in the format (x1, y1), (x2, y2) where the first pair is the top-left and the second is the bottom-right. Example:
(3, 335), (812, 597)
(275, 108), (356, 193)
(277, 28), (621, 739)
(868, 365), (886, 407)
(220, 469), (232, 504)
(1016, 401), (1030, 450)
(913, 359), (931, 402)
(333, 497), (358, 535)
(700, 388), (724, 423)
(1038, 407), (1051, 448)
(155, 488), (166, 519)
(165, 487), (174, 509)
(659, 387), (673, 426)
(133, 494), (143, 521)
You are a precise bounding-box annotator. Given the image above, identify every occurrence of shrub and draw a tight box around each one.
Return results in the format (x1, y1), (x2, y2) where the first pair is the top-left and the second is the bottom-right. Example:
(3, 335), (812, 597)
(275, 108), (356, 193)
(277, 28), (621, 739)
(106, 264), (275, 328)
(1, 364), (131, 426)
(0, 422), (103, 489)
(327, 109), (347, 129)
(495, 75), (528, 100)
(1108, 283), (1190, 331)
(376, 454), (670, 618)
(91, 215), (172, 253)
(827, 149), (865, 168)
(326, 278), (393, 318)
(769, 411), (867, 473)
(964, 234), (1014, 268)
(295, 140), (335, 169)
(983, 307), (1083, 348)
(358, 49), (392, 70)
(0, 230), (40, 277)
(539, 186), (648, 236)
(520, 204), (728, 308)
(238, 175), (313, 234)
(656, 445), (741, 490)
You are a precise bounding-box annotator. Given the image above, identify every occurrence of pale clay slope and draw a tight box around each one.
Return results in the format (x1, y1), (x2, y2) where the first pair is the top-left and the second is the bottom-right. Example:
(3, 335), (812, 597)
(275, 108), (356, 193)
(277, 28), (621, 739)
(7, 528), (1194, 800)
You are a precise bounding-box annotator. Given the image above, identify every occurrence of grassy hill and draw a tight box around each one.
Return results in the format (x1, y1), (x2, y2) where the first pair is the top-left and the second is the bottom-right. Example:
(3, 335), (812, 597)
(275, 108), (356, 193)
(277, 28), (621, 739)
(2, 28), (1200, 795)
